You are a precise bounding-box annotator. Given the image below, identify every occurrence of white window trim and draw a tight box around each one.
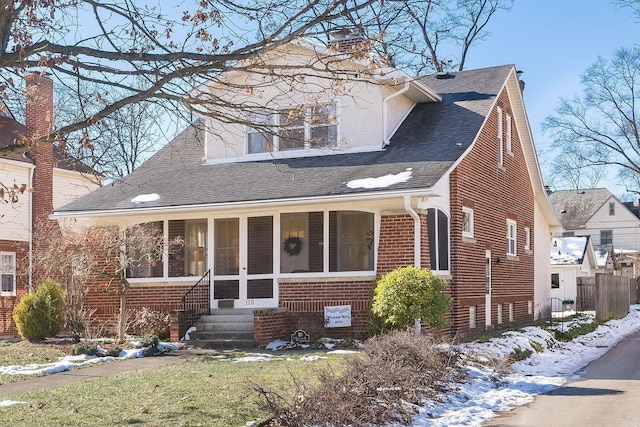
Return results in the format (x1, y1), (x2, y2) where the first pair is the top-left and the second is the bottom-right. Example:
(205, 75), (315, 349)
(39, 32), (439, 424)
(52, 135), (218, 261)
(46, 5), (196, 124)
(507, 219), (517, 256)
(469, 305), (477, 329)
(0, 251), (16, 297)
(245, 102), (339, 155)
(524, 226), (531, 251)
(497, 303), (503, 324)
(462, 206), (474, 238)
(497, 107), (503, 166)
(509, 303), (514, 322)
(505, 113), (512, 153)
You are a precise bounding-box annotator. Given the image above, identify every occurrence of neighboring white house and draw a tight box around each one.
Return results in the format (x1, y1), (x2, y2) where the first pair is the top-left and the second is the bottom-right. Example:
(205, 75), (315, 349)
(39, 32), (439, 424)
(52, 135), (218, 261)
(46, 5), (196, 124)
(550, 236), (598, 311)
(549, 188), (640, 252)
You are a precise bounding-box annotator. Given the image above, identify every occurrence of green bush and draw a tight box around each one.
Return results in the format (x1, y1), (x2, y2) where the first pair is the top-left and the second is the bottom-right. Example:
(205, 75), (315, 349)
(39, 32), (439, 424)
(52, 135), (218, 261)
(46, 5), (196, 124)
(371, 266), (451, 330)
(13, 278), (66, 341)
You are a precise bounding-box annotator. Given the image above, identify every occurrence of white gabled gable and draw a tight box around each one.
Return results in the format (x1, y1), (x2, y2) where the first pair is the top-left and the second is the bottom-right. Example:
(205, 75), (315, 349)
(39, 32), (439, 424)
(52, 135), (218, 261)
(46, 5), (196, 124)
(197, 41), (439, 164)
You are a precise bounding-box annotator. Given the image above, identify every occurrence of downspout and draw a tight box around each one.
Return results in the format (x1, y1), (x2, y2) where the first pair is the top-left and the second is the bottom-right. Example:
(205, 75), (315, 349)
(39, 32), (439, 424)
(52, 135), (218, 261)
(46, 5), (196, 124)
(382, 81), (410, 147)
(28, 167), (33, 292)
(403, 195), (421, 268)
(404, 194), (422, 335)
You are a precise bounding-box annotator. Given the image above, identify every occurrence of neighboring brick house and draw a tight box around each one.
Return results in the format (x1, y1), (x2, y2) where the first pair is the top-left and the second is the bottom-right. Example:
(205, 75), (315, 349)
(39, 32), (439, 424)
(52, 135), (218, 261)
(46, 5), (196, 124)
(549, 188), (640, 278)
(0, 74), (99, 336)
(52, 40), (560, 344)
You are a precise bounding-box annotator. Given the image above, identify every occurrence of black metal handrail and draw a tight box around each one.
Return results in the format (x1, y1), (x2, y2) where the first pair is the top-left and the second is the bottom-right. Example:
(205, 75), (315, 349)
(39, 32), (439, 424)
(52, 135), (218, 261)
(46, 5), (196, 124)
(179, 269), (211, 340)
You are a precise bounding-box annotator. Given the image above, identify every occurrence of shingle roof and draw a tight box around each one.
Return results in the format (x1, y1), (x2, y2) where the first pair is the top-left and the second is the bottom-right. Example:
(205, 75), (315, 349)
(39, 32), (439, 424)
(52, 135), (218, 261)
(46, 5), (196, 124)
(548, 188), (613, 230)
(0, 115), (96, 174)
(54, 65), (514, 214)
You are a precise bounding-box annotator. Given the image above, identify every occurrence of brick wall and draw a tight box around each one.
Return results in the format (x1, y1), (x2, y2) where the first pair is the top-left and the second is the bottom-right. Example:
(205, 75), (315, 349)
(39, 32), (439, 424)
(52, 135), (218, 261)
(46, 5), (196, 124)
(278, 279), (374, 340)
(254, 308), (292, 346)
(377, 214), (415, 274)
(449, 87), (535, 336)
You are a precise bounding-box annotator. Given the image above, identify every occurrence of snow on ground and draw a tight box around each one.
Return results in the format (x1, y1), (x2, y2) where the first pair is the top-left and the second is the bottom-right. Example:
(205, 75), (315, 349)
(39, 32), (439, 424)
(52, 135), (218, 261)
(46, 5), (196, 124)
(1, 308), (640, 424)
(411, 306), (640, 426)
(0, 341), (180, 376)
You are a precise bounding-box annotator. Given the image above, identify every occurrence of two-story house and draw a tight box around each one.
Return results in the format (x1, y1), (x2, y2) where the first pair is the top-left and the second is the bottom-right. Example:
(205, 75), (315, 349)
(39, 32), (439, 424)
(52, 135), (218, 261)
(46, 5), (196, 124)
(51, 39), (560, 345)
(0, 73), (99, 336)
(549, 188), (640, 278)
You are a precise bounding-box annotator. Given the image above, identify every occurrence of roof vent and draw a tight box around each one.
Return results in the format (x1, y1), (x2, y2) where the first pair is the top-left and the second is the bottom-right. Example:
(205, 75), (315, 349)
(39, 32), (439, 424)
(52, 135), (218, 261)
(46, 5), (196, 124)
(435, 71), (449, 79)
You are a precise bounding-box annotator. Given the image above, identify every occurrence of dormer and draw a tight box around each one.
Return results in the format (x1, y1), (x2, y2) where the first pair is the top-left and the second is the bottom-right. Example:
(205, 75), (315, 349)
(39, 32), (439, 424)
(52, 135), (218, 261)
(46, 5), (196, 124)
(197, 40), (440, 164)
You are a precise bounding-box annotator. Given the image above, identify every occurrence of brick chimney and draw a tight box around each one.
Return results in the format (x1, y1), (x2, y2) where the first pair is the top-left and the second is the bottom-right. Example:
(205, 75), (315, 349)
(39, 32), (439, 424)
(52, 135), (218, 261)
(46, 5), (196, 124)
(25, 72), (54, 227)
(328, 29), (369, 56)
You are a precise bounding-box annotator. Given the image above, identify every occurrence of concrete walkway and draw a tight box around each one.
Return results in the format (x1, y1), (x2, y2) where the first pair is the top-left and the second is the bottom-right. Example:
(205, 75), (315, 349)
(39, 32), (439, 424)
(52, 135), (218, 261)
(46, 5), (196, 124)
(0, 348), (218, 399)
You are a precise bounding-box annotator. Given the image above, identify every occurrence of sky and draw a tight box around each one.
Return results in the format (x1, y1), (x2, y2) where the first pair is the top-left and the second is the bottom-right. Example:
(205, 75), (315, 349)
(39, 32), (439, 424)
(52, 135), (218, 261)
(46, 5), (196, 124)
(2, 308), (640, 426)
(462, 0), (638, 199)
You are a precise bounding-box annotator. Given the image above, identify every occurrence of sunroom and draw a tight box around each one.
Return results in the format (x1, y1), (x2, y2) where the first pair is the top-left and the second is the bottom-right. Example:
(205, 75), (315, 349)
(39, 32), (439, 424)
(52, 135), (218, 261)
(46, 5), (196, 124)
(126, 209), (376, 310)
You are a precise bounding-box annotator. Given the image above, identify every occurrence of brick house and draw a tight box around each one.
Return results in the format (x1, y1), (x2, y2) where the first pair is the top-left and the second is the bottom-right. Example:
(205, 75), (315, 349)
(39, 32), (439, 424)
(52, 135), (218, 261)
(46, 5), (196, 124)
(52, 40), (560, 344)
(0, 74), (99, 336)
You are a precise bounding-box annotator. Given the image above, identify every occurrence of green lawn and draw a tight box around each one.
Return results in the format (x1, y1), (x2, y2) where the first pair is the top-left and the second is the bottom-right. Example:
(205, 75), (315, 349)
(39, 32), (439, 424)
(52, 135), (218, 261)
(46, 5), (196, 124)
(0, 350), (352, 426)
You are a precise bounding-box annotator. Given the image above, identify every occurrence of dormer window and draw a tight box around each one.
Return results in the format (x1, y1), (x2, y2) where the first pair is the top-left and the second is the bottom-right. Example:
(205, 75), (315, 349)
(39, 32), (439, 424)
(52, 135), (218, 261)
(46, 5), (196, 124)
(246, 103), (338, 154)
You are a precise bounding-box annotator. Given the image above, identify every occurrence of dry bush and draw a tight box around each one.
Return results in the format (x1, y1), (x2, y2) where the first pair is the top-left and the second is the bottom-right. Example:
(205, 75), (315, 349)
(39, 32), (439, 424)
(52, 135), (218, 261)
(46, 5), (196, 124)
(257, 330), (463, 426)
(129, 307), (171, 339)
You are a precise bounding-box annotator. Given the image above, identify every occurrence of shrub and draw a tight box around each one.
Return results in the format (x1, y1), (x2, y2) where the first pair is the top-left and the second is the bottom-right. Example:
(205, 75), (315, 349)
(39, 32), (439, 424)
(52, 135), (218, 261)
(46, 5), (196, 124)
(256, 331), (462, 426)
(13, 279), (65, 341)
(371, 266), (451, 330)
(73, 343), (99, 356)
(130, 308), (171, 339)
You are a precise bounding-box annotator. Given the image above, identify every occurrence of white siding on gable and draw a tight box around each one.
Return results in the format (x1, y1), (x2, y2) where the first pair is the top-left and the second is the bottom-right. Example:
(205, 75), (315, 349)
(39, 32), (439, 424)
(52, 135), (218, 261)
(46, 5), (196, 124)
(53, 169), (100, 210)
(202, 44), (415, 163)
(585, 196), (640, 251)
(0, 162), (31, 242)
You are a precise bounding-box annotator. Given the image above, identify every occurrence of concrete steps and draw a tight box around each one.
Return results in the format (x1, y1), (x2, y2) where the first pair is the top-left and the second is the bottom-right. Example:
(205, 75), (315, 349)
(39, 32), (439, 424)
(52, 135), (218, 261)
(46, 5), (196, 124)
(187, 309), (255, 350)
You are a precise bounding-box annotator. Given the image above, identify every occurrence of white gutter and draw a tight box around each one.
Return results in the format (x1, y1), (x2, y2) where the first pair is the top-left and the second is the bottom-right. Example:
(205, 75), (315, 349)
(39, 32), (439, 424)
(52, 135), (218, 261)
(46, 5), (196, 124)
(52, 187), (435, 219)
(382, 81), (410, 147)
(403, 195), (421, 267)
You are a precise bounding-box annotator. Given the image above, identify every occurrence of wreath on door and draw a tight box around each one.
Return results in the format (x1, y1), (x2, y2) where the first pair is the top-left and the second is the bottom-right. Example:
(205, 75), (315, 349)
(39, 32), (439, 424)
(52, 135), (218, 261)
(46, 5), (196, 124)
(283, 235), (303, 256)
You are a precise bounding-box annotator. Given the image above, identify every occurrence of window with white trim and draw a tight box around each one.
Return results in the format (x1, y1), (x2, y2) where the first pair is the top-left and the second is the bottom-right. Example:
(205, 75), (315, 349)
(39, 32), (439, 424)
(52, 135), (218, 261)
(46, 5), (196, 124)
(509, 303), (514, 322)
(469, 305), (477, 329)
(497, 106), (503, 166)
(246, 103), (337, 154)
(427, 208), (450, 272)
(505, 114), (512, 152)
(506, 219), (517, 256)
(462, 207), (474, 238)
(0, 252), (16, 296)
(524, 226), (531, 251)
(497, 303), (503, 324)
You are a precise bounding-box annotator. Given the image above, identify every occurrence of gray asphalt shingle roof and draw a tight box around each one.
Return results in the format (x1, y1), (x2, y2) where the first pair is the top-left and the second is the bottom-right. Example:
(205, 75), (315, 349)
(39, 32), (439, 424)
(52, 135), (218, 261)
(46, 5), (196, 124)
(548, 188), (613, 230)
(55, 65), (514, 214)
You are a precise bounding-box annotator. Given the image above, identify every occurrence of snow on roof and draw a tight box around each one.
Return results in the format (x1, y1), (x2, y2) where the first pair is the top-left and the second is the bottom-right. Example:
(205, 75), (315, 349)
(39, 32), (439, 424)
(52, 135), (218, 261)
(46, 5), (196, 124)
(550, 236), (589, 265)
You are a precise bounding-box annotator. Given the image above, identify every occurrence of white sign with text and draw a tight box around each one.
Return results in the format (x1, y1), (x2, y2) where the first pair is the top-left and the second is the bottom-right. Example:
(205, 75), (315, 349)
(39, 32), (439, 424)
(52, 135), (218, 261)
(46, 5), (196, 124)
(324, 305), (352, 328)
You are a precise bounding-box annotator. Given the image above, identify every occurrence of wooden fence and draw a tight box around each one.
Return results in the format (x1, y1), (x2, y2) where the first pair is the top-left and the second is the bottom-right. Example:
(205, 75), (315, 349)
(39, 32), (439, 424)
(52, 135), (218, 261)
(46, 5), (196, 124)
(576, 273), (630, 321)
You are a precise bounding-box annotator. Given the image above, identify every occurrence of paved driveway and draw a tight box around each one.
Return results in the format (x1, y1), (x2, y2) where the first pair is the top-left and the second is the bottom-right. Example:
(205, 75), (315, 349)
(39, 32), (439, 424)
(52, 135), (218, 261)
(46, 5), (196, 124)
(485, 328), (640, 426)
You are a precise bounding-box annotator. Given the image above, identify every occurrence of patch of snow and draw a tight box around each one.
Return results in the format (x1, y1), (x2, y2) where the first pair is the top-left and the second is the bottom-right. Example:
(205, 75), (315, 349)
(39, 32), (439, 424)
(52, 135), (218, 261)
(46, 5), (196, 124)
(346, 169), (412, 189)
(265, 339), (289, 351)
(184, 326), (196, 341)
(131, 193), (160, 203)
(0, 400), (29, 407)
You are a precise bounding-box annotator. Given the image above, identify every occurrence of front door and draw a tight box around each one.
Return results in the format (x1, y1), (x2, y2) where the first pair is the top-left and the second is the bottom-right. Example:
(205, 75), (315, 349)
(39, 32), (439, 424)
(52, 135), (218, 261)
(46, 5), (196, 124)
(212, 216), (276, 309)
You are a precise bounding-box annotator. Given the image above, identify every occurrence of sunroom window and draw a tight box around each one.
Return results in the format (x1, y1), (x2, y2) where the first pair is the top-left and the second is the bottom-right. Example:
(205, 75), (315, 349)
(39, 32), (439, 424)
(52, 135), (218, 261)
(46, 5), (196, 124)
(280, 210), (374, 273)
(246, 103), (337, 154)
(127, 221), (164, 279)
(168, 219), (208, 277)
(427, 208), (449, 271)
